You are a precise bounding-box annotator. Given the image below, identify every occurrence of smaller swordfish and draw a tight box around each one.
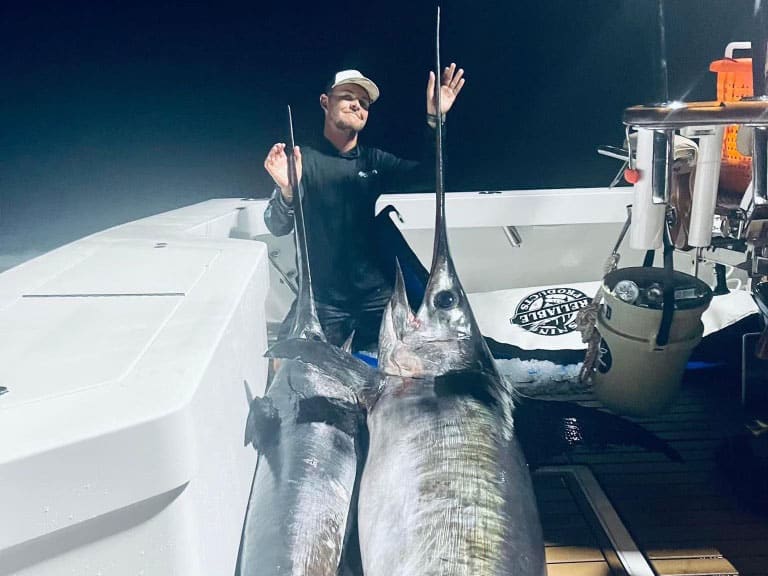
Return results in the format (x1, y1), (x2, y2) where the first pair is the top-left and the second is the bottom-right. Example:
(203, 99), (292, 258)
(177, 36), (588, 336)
(234, 107), (374, 576)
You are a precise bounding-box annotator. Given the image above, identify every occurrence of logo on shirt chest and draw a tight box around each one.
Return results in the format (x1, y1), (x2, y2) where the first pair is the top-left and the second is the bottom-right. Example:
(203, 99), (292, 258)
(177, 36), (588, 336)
(357, 169), (378, 179)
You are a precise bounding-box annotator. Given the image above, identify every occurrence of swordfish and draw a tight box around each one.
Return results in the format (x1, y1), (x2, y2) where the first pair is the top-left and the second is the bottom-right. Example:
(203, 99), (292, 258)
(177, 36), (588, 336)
(353, 10), (546, 571)
(234, 107), (374, 576)
(358, 210), (546, 575)
(355, 11), (678, 574)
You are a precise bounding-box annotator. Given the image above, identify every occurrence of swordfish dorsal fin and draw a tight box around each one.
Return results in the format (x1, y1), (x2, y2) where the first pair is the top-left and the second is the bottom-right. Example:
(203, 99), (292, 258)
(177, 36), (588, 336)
(286, 105), (325, 343)
(378, 260), (415, 369)
(341, 331), (356, 354)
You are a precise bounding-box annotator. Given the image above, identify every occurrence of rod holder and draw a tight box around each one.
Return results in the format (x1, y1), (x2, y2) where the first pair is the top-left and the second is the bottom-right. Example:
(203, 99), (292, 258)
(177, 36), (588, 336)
(689, 126), (725, 247)
(651, 130), (673, 205)
(753, 127), (768, 206)
(502, 226), (523, 248)
(630, 128), (666, 250)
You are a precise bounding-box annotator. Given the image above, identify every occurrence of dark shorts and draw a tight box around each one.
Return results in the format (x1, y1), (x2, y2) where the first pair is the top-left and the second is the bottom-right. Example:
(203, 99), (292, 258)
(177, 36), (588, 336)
(277, 298), (387, 352)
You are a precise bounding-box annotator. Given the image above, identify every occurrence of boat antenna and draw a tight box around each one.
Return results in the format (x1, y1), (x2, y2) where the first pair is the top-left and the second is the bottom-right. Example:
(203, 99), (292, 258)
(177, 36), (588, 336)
(656, 0), (669, 103)
(286, 105), (325, 341)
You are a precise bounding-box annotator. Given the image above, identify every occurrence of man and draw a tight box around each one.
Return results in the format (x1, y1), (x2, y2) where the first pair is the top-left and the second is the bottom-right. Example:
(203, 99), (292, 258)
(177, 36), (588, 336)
(263, 64), (465, 350)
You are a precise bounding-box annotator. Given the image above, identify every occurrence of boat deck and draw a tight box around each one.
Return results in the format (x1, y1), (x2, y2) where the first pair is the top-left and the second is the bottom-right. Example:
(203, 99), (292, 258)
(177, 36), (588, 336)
(533, 365), (768, 576)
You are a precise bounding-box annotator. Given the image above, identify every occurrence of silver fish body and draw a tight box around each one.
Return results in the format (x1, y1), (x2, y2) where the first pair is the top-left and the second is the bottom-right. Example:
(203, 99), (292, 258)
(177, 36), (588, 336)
(359, 371), (545, 576)
(235, 359), (365, 576)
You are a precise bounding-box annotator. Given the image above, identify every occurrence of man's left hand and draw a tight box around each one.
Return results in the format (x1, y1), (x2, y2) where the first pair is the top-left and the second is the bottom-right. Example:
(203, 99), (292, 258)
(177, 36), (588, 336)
(426, 62), (465, 117)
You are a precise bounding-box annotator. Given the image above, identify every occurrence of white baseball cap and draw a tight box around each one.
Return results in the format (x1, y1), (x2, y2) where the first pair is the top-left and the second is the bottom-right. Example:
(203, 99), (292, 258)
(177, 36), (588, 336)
(328, 69), (380, 103)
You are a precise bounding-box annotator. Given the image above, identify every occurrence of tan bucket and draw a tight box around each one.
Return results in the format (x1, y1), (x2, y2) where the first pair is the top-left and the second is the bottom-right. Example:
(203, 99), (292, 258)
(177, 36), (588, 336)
(592, 267), (712, 416)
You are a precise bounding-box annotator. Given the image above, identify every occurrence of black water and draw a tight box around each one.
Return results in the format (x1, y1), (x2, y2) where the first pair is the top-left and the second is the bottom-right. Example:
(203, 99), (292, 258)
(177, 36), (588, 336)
(0, 1), (757, 271)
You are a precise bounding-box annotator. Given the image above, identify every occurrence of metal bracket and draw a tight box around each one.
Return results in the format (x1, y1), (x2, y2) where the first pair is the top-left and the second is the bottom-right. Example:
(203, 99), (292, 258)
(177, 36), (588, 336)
(502, 226), (523, 248)
(267, 250), (298, 295)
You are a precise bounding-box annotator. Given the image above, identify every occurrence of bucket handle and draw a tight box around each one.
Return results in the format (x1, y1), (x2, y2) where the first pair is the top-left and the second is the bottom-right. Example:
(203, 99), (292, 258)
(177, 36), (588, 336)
(653, 210), (677, 347)
(725, 41), (751, 60)
(648, 328), (669, 351)
(637, 212), (675, 347)
(647, 329), (662, 351)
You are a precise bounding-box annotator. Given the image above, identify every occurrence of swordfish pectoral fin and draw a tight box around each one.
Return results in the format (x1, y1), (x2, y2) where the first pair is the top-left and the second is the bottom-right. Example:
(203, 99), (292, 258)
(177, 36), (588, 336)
(244, 395), (281, 451)
(513, 395), (683, 468)
(433, 369), (503, 408)
(296, 395), (366, 439)
(265, 338), (379, 404)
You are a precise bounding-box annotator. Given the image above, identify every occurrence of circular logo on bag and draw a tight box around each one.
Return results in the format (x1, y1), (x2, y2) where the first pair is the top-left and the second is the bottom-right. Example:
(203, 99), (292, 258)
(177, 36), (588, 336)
(597, 338), (612, 373)
(511, 287), (591, 336)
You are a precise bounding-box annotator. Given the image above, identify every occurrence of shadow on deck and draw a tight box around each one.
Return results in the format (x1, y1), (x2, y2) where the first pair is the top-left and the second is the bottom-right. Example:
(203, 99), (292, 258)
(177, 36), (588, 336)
(534, 365), (768, 576)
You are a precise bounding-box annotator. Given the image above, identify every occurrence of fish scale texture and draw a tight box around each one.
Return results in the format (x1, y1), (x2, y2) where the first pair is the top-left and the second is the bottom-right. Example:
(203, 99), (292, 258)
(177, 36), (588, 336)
(237, 361), (361, 576)
(359, 377), (546, 576)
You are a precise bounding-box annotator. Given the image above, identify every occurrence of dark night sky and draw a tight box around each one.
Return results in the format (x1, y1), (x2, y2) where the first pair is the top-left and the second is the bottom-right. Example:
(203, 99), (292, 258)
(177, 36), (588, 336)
(0, 1), (759, 269)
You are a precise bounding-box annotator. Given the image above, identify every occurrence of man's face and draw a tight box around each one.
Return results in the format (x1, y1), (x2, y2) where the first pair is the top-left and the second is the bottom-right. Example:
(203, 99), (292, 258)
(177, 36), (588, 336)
(323, 84), (371, 133)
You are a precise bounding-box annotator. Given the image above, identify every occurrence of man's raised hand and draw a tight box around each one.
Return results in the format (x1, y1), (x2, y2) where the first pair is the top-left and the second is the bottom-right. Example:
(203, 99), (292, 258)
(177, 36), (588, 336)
(264, 143), (302, 202)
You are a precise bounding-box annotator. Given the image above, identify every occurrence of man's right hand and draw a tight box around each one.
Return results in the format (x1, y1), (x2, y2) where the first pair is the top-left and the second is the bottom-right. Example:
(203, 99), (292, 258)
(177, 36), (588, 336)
(264, 143), (302, 203)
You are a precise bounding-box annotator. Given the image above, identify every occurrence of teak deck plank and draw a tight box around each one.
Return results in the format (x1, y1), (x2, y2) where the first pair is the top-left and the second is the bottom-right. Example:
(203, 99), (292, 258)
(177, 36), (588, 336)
(545, 545), (607, 564)
(546, 561), (614, 576)
(651, 557), (739, 576)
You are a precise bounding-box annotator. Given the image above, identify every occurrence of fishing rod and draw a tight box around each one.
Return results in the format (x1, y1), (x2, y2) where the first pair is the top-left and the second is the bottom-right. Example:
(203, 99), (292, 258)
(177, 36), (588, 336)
(656, 0), (669, 104)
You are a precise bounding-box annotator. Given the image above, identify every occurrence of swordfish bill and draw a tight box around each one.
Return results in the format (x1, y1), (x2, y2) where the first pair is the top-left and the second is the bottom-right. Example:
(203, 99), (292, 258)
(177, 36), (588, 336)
(425, 5), (495, 371)
(234, 106), (373, 576)
(286, 104), (324, 342)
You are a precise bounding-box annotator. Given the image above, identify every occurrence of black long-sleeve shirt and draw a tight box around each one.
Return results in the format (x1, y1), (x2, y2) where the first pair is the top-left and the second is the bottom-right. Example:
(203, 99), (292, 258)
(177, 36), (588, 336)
(264, 133), (434, 309)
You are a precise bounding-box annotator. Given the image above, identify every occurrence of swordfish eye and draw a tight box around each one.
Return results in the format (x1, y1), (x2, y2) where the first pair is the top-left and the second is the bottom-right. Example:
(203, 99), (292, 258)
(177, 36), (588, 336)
(434, 290), (459, 310)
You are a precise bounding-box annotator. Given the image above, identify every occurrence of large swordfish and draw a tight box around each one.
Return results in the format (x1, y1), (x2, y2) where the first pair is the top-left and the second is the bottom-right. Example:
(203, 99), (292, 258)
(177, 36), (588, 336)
(357, 67), (546, 576)
(354, 10), (679, 575)
(354, 10), (545, 573)
(234, 107), (374, 576)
